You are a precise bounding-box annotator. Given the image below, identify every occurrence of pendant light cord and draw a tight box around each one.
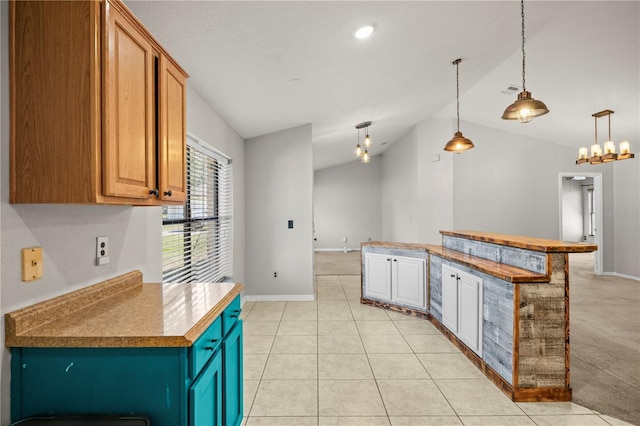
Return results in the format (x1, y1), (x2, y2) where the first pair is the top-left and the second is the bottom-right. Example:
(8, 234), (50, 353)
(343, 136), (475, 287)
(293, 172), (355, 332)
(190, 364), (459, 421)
(455, 59), (461, 133)
(521, 0), (526, 91)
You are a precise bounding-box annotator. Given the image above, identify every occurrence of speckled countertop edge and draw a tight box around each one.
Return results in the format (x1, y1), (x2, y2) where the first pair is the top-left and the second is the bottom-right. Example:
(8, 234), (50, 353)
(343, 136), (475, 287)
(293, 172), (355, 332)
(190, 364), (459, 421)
(5, 271), (244, 348)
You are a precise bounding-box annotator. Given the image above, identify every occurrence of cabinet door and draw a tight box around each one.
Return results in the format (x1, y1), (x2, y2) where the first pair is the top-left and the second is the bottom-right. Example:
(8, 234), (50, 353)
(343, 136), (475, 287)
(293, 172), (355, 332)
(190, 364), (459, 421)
(457, 272), (483, 356)
(392, 257), (426, 309)
(190, 350), (223, 426)
(223, 321), (243, 426)
(158, 55), (187, 202)
(103, 1), (156, 199)
(364, 253), (392, 302)
(441, 265), (458, 333)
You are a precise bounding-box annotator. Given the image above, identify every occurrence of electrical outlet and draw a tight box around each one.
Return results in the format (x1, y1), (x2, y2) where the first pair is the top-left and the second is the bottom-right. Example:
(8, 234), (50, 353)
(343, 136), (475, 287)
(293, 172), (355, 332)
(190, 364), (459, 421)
(96, 236), (109, 266)
(273, 271), (278, 279)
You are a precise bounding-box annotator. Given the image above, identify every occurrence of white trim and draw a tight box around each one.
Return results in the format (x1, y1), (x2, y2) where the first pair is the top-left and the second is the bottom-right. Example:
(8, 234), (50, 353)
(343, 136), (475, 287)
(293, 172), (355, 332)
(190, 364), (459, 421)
(558, 172), (603, 275)
(243, 294), (316, 302)
(603, 272), (640, 282)
(187, 132), (231, 164)
(314, 248), (361, 252)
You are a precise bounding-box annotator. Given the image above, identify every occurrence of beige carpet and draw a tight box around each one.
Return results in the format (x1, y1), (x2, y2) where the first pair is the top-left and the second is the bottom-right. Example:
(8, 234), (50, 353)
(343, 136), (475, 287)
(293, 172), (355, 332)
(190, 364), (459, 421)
(314, 250), (640, 425)
(569, 252), (640, 425)
(314, 250), (361, 276)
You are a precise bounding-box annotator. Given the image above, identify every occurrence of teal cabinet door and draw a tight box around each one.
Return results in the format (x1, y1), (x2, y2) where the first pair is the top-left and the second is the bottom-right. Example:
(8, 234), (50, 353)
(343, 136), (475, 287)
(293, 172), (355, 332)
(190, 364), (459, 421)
(223, 321), (243, 426)
(190, 349), (223, 426)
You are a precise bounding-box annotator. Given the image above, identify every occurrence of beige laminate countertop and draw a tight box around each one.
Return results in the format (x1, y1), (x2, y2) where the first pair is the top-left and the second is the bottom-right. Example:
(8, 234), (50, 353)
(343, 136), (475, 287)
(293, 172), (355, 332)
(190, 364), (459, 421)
(5, 270), (244, 348)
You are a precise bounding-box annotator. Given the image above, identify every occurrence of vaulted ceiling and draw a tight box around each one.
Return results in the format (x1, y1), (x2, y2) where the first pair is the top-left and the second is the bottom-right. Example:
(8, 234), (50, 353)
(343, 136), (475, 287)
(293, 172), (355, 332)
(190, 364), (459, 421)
(127, 1), (639, 170)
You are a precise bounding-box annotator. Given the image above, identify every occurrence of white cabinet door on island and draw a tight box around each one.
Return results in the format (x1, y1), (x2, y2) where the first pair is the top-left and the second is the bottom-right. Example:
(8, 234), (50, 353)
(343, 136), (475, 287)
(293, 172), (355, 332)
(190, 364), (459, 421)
(363, 253), (426, 310)
(442, 264), (483, 357)
(364, 253), (393, 301)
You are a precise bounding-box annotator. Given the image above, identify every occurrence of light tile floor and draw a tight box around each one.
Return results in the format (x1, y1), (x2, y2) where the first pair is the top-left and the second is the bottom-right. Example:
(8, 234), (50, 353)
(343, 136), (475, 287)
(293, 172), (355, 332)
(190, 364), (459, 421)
(241, 275), (634, 426)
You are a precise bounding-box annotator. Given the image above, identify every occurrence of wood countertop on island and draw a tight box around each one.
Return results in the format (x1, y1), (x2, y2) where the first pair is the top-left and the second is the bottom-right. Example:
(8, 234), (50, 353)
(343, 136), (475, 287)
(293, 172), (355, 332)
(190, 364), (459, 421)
(5, 270), (244, 348)
(440, 230), (598, 253)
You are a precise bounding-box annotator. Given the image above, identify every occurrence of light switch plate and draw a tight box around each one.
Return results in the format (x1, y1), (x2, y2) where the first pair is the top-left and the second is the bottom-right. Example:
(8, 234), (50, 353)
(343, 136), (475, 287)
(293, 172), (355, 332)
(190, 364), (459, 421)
(22, 247), (43, 282)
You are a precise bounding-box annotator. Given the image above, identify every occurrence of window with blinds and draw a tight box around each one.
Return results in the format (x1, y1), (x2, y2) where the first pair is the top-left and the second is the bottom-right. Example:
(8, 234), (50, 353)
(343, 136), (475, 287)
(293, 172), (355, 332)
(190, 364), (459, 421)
(162, 138), (232, 283)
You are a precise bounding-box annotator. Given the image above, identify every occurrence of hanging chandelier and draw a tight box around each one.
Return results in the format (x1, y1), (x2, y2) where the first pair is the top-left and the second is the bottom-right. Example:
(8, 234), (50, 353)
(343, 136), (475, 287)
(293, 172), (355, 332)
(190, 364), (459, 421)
(354, 121), (372, 163)
(444, 58), (474, 153)
(576, 110), (635, 165)
(501, 0), (549, 123)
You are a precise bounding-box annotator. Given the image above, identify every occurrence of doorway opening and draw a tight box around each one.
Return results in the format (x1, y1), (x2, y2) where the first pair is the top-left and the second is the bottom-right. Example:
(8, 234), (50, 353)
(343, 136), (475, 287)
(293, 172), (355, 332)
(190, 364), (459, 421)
(558, 172), (603, 275)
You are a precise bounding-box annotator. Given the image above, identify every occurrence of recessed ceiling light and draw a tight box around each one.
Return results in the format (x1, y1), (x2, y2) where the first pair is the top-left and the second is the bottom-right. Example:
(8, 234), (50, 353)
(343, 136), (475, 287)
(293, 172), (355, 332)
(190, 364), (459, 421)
(354, 25), (375, 39)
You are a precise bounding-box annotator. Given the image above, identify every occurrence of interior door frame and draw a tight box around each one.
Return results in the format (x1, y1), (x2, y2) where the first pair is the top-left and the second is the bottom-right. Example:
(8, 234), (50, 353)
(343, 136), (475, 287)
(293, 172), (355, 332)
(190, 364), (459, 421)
(558, 172), (603, 275)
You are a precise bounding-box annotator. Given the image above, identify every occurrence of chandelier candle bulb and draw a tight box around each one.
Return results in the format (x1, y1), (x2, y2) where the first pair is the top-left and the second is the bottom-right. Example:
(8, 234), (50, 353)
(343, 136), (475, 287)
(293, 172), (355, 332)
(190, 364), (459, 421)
(578, 147), (588, 160)
(620, 141), (630, 155)
(604, 141), (616, 154)
(591, 144), (602, 157)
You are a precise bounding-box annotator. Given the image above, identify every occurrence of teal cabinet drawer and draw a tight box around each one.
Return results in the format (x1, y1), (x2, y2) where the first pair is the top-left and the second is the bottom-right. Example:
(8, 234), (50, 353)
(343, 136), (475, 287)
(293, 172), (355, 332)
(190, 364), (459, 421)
(222, 296), (241, 336)
(191, 317), (222, 377)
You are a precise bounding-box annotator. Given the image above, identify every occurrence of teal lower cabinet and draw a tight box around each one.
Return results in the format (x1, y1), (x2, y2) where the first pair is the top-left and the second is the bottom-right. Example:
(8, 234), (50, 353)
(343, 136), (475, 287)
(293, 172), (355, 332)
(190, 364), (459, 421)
(223, 322), (243, 426)
(190, 348), (223, 426)
(10, 296), (243, 426)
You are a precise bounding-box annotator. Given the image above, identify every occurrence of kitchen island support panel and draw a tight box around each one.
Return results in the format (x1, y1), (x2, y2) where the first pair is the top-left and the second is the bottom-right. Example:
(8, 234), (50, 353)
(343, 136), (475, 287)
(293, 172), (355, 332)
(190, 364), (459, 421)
(361, 232), (595, 402)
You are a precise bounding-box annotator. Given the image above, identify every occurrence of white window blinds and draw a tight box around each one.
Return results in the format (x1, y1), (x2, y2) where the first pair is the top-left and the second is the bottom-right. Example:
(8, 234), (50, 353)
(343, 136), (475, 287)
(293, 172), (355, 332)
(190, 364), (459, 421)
(162, 138), (233, 283)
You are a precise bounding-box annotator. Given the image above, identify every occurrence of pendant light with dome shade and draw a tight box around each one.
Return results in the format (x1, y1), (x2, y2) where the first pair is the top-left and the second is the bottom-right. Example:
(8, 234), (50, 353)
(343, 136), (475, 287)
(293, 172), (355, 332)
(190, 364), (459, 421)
(501, 0), (549, 123)
(444, 59), (474, 154)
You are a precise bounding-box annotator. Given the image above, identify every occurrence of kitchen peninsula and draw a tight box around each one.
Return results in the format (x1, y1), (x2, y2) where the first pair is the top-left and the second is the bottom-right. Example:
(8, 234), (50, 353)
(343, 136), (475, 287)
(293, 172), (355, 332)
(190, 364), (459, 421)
(5, 271), (244, 426)
(361, 231), (597, 402)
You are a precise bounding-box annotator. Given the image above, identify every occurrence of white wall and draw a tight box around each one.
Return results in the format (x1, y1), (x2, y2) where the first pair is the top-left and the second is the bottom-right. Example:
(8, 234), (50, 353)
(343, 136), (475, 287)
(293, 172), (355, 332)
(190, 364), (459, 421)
(381, 118), (455, 245)
(561, 178), (584, 242)
(379, 117), (629, 275)
(612, 149), (640, 278)
(415, 119), (455, 244)
(452, 120), (617, 273)
(186, 86), (246, 285)
(381, 127), (419, 242)
(314, 157), (381, 250)
(244, 125), (314, 298)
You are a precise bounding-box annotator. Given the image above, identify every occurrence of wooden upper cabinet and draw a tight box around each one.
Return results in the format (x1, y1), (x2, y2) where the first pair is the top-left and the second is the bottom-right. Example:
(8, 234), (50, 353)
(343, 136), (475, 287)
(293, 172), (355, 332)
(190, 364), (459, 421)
(9, 0), (188, 205)
(158, 55), (187, 203)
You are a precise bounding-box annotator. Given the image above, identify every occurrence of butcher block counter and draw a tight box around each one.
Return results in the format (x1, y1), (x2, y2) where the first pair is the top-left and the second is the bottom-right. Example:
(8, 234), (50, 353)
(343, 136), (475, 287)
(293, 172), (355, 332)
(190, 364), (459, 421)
(361, 231), (597, 402)
(5, 271), (245, 426)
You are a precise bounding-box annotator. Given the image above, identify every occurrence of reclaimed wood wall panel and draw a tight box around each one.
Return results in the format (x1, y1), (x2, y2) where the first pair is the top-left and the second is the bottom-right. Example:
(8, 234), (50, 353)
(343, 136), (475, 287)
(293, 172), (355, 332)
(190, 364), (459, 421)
(442, 236), (547, 274)
(483, 275), (515, 384)
(517, 256), (567, 389)
(429, 255), (443, 323)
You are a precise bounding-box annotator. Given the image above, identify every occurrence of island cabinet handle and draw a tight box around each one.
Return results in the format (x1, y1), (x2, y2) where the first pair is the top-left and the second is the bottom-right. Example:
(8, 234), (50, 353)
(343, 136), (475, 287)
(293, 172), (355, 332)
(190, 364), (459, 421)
(230, 314), (239, 318)
(164, 190), (172, 197)
(149, 189), (159, 196)
(393, 259), (397, 262)
(205, 346), (214, 351)
(210, 339), (219, 343)
(450, 274), (456, 278)
(386, 258), (391, 261)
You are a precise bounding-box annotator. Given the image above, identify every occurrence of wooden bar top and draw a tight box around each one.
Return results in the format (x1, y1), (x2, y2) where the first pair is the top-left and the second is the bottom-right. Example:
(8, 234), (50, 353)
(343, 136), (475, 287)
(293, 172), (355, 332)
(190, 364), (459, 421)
(5, 271), (244, 348)
(362, 242), (550, 283)
(425, 245), (549, 283)
(440, 230), (598, 253)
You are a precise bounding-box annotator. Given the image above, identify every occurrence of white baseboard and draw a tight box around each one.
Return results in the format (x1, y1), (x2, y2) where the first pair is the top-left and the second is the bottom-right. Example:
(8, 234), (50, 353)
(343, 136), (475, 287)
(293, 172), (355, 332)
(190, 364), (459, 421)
(314, 248), (361, 252)
(602, 272), (640, 281)
(242, 294), (316, 303)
